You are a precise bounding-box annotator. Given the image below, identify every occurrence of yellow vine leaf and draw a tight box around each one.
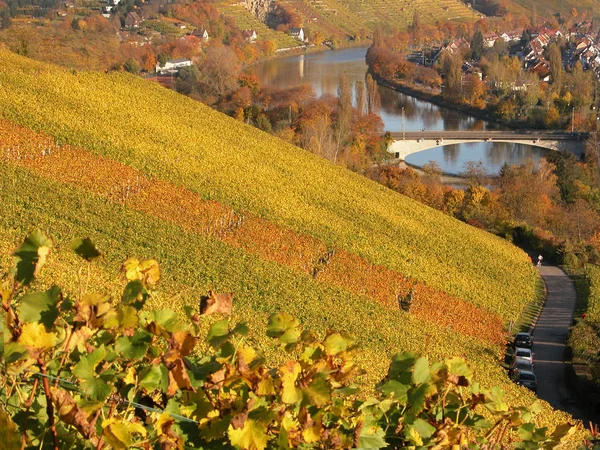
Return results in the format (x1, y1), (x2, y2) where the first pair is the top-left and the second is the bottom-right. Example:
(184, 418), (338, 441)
(228, 419), (268, 450)
(18, 322), (57, 350)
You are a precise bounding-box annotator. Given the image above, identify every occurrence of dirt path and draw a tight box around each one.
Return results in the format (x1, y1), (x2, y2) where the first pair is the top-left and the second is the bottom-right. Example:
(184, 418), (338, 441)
(533, 264), (595, 424)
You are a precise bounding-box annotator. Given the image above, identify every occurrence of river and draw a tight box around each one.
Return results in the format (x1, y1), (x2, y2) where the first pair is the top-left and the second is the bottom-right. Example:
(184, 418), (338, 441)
(246, 47), (553, 176)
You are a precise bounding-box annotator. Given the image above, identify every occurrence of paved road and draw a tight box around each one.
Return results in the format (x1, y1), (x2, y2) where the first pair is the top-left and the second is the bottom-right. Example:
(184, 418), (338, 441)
(533, 263), (594, 423)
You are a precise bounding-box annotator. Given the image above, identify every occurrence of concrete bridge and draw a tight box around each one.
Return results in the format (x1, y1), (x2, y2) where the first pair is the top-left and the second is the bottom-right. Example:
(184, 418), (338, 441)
(389, 130), (587, 160)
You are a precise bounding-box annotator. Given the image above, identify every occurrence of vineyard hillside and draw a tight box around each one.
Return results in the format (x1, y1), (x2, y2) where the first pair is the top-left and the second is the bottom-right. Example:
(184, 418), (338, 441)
(501, 0), (599, 20)
(0, 49), (572, 427)
(214, 0), (478, 43)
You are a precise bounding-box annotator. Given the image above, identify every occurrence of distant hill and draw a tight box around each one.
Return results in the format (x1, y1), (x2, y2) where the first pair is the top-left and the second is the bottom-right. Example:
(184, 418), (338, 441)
(214, 0), (479, 42)
(0, 48), (572, 428)
(496, 0), (598, 21)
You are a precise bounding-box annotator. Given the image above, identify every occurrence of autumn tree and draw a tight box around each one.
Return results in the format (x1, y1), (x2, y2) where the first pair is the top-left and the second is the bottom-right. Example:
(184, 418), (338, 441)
(441, 53), (463, 101)
(547, 42), (563, 86)
(355, 80), (366, 117)
(498, 159), (560, 227)
(196, 45), (241, 103)
(366, 73), (380, 114)
(333, 73), (353, 163)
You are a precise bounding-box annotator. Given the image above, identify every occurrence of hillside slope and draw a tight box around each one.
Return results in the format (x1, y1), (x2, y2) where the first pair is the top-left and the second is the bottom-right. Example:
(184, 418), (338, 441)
(0, 49), (578, 430)
(0, 48), (536, 324)
(214, 0), (479, 42)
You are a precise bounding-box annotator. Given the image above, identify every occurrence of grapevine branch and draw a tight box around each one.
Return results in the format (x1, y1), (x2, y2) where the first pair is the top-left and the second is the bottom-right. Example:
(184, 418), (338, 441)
(37, 358), (59, 450)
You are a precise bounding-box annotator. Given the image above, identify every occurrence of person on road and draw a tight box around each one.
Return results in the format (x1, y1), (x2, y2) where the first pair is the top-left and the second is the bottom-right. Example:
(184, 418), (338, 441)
(537, 255), (543, 267)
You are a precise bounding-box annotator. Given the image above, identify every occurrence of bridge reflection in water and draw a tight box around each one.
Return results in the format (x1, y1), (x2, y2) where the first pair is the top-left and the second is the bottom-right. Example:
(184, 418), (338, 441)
(391, 131), (587, 176)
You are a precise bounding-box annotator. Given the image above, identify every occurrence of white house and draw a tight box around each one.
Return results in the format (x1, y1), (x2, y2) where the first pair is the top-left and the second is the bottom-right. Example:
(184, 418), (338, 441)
(156, 58), (193, 74)
(242, 29), (258, 42)
(290, 27), (305, 42)
(193, 28), (209, 42)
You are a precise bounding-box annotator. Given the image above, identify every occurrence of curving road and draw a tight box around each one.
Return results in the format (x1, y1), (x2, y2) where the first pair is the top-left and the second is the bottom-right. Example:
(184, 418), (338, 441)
(533, 263), (598, 425)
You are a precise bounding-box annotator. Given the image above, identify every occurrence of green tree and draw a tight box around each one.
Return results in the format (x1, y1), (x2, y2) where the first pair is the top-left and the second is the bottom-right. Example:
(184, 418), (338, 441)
(547, 43), (563, 86)
(123, 57), (140, 75)
(470, 30), (484, 61)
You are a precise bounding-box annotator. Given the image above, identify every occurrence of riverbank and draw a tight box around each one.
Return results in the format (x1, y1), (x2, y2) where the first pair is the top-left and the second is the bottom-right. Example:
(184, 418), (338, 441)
(244, 41), (372, 69)
(371, 74), (512, 130)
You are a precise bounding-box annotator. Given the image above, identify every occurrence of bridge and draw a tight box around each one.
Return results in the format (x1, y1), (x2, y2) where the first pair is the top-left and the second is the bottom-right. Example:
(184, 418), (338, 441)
(388, 130), (587, 160)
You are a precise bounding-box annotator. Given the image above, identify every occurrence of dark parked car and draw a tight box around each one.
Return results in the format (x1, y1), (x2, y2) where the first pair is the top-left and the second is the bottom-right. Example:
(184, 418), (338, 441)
(513, 332), (533, 348)
(514, 369), (537, 392)
(509, 360), (534, 377)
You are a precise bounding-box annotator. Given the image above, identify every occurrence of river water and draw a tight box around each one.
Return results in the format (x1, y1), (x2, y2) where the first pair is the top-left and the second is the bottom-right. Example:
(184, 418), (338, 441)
(246, 47), (552, 175)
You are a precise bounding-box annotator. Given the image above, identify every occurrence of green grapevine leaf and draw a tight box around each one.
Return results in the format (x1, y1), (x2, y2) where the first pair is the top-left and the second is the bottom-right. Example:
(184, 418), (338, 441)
(115, 330), (152, 361)
(207, 319), (230, 349)
(17, 286), (61, 329)
(303, 373), (330, 406)
(266, 313), (301, 345)
(357, 422), (387, 449)
(121, 280), (144, 309)
(378, 380), (409, 403)
(387, 352), (417, 384)
(74, 346), (107, 379)
(70, 237), (101, 261)
(323, 332), (354, 356)
(411, 418), (436, 440)
(138, 365), (167, 391)
(74, 346), (112, 400)
(412, 356), (430, 384)
(12, 229), (52, 286)
(150, 309), (184, 333)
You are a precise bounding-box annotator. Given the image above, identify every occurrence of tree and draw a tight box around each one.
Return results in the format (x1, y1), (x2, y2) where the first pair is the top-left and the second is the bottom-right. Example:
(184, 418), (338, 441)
(570, 61), (593, 108)
(1, 10), (11, 30)
(333, 73), (353, 163)
(355, 80), (366, 117)
(470, 31), (484, 61)
(547, 43), (563, 86)
(441, 53), (463, 101)
(123, 57), (140, 74)
(366, 73), (380, 114)
(197, 45), (242, 101)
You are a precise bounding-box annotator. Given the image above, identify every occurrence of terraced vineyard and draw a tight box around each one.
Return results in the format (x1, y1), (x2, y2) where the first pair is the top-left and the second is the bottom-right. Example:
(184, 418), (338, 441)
(215, 0), (479, 42)
(217, 2), (301, 48)
(0, 49), (537, 322)
(504, 0), (599, 20)
(0, 49), (578, 431)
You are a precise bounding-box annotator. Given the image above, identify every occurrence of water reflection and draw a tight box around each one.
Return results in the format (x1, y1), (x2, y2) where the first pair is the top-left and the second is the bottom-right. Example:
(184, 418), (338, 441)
(246, 47), (499, 133)
(405, 142), (550, 176)
(247, 47), (549, 174)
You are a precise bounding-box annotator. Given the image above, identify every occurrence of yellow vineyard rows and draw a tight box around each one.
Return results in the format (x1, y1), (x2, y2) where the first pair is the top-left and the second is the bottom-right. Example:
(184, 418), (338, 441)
(0, 163), (576, 435)
(0, 119), (505, 345)
(0, 49), (538, 324)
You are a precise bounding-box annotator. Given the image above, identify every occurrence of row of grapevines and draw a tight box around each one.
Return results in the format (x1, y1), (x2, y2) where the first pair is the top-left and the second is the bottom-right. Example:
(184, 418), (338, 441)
(0, 49), (538, 322)
(317, 249), (505, 345)
(0, 163), (556, 411)
(1, 119), (504, 345)
(1, 231), (581, 449)
(584, 264), (600, 322)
